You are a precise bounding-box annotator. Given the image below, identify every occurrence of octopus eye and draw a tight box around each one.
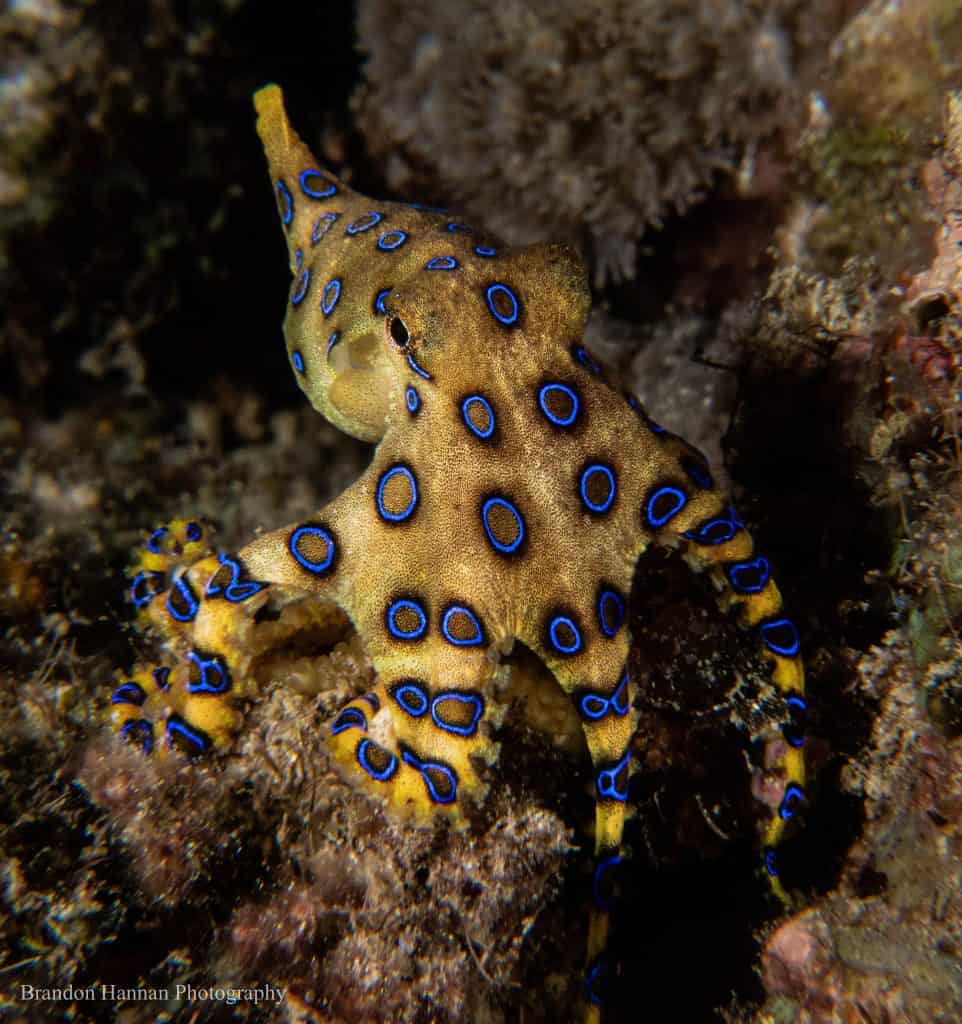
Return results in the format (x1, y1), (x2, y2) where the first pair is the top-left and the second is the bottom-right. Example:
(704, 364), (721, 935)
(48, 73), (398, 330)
(389, 316), (410, 349)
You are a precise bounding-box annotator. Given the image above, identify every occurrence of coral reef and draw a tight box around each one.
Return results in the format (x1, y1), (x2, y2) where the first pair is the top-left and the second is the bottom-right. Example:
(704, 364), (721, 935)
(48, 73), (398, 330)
(354, 0), (846, 282)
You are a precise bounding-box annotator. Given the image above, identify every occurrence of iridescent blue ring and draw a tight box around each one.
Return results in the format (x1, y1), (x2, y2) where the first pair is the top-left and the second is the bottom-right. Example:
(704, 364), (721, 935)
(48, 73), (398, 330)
(724, 556), (771, 594)
(166, 715), (210, 756)
(596, 750), (630, 801)
(121, 719), (153, 754)
(779, 783), (805, 821)
(377, 229), (407, 251)
(321, 278), (341, 316)
(111, 682), (146, 706)
(440, 605), (484, 647)
(683, 507), (741, 546)
(326, 332), (340, 357)
(204, 553), (265, 602)
(311, 212), (338, 244)
(376, 465), (418, 523)
(185, 522), (202, 542)
(760, 617), (801, 657)
(346, 211), (382, 234)
(165, 575), (199, 623)
(186, 651), (230, 694)
(593, 854), (623, 911)
(374, 287), (392, 315)
(357, 738), (398, 781)
(548, 614), (582, 656)
(299, 169), (336, 199)
(386, 597), (428, 641)
(486, 283), (519, 325)
(645, 485), (687, 528)
(446, 221), (470, 232)
(405, 386), (420, 414)
(474, 245), (497, 257)
(573, 345), (601, 374)
(331, 707), (367, 735)
(597, 588), (625, 637)
(401, 749), (457, 804)
(276, 180), (293, 225)
(406, 352), (432, 380)
(426, 255), (457, 270)
(764, 847), (779, 877)
(292, 350), (305, 373)
(538, 383), (580, 427)
(146, 527), (168, 554)
(682, 457), (713, 490)
(580, 463), (616, 514)
(392, 683), (428, 718)
(289, 524), (336, 575)
(431, 692), (484, 736)
(130, 570), (164, 608)
(481, 496), (525, 555)
(461, 395), (496, 440)
(291, 268), (311, 306)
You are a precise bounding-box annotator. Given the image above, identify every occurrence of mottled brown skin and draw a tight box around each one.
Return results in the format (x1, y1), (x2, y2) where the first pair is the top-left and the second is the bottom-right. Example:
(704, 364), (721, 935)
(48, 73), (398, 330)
(114, 85), (808, 1024)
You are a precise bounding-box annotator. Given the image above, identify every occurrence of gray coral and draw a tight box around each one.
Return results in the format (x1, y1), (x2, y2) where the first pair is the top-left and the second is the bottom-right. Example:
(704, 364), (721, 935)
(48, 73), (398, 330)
(355, 0), (840, 282)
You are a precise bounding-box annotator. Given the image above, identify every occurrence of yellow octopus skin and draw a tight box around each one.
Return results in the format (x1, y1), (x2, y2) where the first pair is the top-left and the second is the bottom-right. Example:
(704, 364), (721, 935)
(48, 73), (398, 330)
(112, 85), (809, 1022)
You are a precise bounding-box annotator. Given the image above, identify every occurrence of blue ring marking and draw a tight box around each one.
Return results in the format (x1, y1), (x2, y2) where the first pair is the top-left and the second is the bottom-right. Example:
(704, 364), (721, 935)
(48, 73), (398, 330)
(357, 738), (398, 781)
(166, 715), (210, 756)
(291, 267), (311, 306)
(321, 278), (341, 316)
(724, 556), (771, 595)
(186, 651), (230, 695)
(431, 693), (484, 736)
(292, 350), (305, 373)
(185, 522), (202, 542)
(146, 527), (168, 554)
(760, 617), (801, 657)
(152, 667), (171, 691)
(346, 211), (382, 234)
(584, 958), (604, 1007)
(374, 287), (392, 315)
(165, 575), (199, 623)
(446, 221), (470, 232)
(474, 245), (497, 257)
(461, 395), (496, 440)
(331, 706), (367, 735)
(611, 670), (630, 715)
(782, 693), (808, 748)
(386, 597), (428, 641)
(764, 847), (779, 878)
(289, 524), (336, 575)
(361, 691), (381, 712)
(597, 588), (625, 638)
(121, 719), (153, 754)
(377, 229), (408, 251)
(682, 457), (713, 490)
(573, 345), (601, 374)
(392, 683), (429, 718)
(597, 750), (630, 802)
(205, 553), (265, 603)
(276, 180), (293, 225)
(580, 463), (616, 514)
(406, 352), (432, 379)
(481, 496), (525, 555)
(593, 854), (623, 911)
(440, 605), (484, 647)
(405, 386), (420, 414)
(537, 382), (580, 427)
(311, 212), (338, 244)
(645, 485), (687, 529)
(548, 614), (582, 656)
(401, 749), (457, 804)
(130, 570), (164, 608)
(376, 465), (419, 523)
(485, 283), (519, 325)
(426, 255), (458, 270)
(111, 682), (146, 706)
(779, 783), (805, 821)
(646, 418), (667, 436)
(326, 332), (340, 357)
(299, 168), (336, 199)
(683, 507), (741, 546)
(580, 694), (610, 721)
